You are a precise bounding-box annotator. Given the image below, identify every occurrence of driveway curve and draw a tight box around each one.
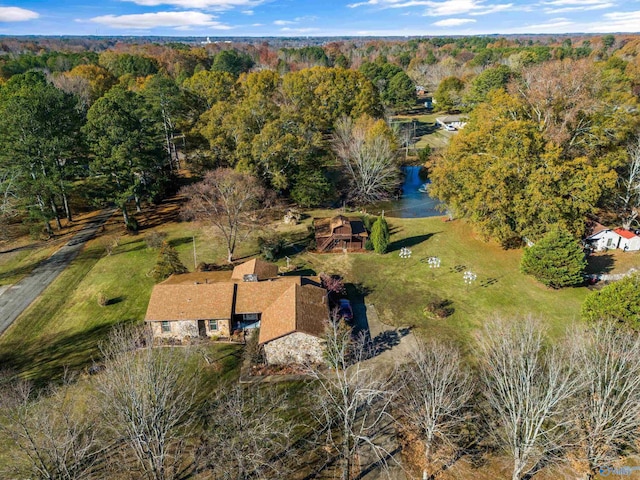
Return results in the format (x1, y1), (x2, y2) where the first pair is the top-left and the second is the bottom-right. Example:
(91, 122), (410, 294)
(0, 209), (115, 335)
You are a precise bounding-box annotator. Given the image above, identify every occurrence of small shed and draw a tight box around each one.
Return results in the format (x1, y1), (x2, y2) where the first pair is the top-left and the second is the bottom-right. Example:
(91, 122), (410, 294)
(314, 216), (368, 252)
(585, 223), (622, 251)
(614, 228), (640, 251)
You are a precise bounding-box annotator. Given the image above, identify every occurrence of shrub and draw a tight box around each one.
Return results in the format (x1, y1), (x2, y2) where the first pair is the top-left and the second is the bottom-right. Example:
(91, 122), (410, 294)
(258, 234), (286, 261)
(370, 216), (390, 254)
(423, 295), (454, 319)
(245, 329), (266, 365)
(144, 231), (167, 249)
(320, 273), (346, 296)
(97, 293), (108, 307)
(151, 241), (188, 282)
(581, 274), (640, 328)
(364, 239), (374, 251)
(520, 227), (586, 288)
(362, 215), (375, 232)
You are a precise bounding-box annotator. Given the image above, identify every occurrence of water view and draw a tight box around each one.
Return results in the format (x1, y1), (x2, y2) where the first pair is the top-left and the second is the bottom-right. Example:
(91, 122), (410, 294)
(369, 166), (443, 218)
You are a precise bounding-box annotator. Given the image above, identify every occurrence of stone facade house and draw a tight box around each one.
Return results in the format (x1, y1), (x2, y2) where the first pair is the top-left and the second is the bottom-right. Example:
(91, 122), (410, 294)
(144, 259), (329, 364)
(314, 215), (368, 252)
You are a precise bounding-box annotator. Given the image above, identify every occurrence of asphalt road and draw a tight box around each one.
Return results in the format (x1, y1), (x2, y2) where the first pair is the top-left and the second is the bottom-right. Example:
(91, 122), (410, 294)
(0, 209), (115, 336)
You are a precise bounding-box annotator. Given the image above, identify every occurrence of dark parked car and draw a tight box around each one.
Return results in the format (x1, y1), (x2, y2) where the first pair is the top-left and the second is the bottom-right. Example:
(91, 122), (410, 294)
(338, 298), (353, 322)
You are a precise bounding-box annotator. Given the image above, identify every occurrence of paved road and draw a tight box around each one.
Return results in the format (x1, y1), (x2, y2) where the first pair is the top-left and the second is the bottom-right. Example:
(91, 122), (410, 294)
(0, 209), (115, 335)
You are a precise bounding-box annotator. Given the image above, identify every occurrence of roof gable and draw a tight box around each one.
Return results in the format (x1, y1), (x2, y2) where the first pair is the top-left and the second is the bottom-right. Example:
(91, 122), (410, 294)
(259, 284), (328, 344)
(145, 283), (235, 321)
(231, 259), (278, 281)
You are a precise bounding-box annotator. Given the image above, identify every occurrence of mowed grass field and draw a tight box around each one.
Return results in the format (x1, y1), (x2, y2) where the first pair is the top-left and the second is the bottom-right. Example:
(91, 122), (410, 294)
(296, 215), (594, 349)
(1, 200), (639, 382)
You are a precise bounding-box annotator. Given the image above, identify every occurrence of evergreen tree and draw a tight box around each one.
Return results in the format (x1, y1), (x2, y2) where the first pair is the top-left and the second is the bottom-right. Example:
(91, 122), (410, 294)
(83, 87), (165, 226)
(151, 241), (188, 282)
(520, 227), (586, 288)
(370, 216), (390, 254)
(581, 273), (640, 327)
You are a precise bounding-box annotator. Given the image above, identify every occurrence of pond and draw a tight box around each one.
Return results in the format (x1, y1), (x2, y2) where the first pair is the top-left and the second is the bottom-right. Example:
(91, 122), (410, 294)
(368, 166), (443, 218)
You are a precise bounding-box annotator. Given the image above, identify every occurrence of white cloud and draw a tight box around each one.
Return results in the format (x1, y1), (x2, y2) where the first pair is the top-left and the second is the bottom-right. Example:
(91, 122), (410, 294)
(89, 11), (232, 29)
(519, 17), (574, 30)
(348, 0), (513, 16)
(280, 27), (320, 33)
(241, 9), (254, 14)
(273, 19), (295, 25)
(469, 3), (513, 15)
(432, 17), (476, 25)
(122, 0), (262, 10)
(544, 3), (613, 13)
(0, 6), (40, 22)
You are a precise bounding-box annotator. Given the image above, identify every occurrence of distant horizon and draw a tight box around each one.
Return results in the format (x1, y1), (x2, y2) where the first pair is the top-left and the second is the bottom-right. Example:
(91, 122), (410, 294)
(1, 1), (639, 37)
(0, 32), (636, 39)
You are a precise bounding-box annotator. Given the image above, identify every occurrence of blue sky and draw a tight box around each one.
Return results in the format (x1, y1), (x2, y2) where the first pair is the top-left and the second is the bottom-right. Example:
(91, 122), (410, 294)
(0, 0), (638, 36)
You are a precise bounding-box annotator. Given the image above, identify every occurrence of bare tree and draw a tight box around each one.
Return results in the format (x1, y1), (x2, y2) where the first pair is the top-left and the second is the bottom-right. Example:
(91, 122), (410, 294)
(181, 168), (267, 263)
(0, 375), (102, 480)
(306, 316), (397, 480)
(333, 116), (400, 204)
(94, 326), (199, 480)
(397, 339), (473, 480)
(198, 384), (295, 479)
(616, 136), (640, 229)
(476, 318), (580, 480)
(568, 323), (640, 480)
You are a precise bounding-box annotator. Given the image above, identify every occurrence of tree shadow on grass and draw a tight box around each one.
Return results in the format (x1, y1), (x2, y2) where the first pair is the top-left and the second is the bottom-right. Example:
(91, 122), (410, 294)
(585, 253), (615, 275)
(388, 233), (437, 252)
(0, 319), (136, 387)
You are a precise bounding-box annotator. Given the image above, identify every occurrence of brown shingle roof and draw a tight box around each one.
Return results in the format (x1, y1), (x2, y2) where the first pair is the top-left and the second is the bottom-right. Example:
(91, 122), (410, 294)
(231, 259), (278, 281)
(314, 217), (368, 238)
(145, 283), (234, 321)
(160, 271), (233, 285)
(258, 284), (328, 344)
(235, 276), (302, 314)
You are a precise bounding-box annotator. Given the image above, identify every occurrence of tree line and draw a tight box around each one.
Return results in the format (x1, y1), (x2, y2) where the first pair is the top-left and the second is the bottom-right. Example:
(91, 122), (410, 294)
(1, 317), (638, 480)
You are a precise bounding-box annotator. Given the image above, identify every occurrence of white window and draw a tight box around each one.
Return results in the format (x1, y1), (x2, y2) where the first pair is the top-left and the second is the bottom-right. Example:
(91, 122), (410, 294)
(243, 313), (259, 322)
(209, 320), (218, 332)
(161, 321), (171, 332)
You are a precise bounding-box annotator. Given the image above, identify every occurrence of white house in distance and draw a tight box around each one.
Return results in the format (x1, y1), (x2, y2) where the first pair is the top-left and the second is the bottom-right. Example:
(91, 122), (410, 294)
(585, 223), (640, 251)
(435, 115), (468, 131)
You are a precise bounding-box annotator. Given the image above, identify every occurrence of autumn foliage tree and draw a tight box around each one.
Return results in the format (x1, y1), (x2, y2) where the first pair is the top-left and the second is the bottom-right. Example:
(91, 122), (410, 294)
(430, 90), (617, 246)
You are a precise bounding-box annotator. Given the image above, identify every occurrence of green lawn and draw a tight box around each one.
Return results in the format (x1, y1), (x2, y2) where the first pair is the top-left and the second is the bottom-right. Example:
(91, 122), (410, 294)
(0, 243), (58, 287)
(295, 215), (591, 348)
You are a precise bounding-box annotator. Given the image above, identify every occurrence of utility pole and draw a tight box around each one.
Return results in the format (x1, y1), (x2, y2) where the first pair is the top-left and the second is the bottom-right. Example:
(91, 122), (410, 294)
(192, 235), (197, 270)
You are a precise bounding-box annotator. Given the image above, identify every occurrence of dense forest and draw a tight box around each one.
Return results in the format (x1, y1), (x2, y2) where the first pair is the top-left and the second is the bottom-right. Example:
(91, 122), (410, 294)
(0, 34), (639, 246)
